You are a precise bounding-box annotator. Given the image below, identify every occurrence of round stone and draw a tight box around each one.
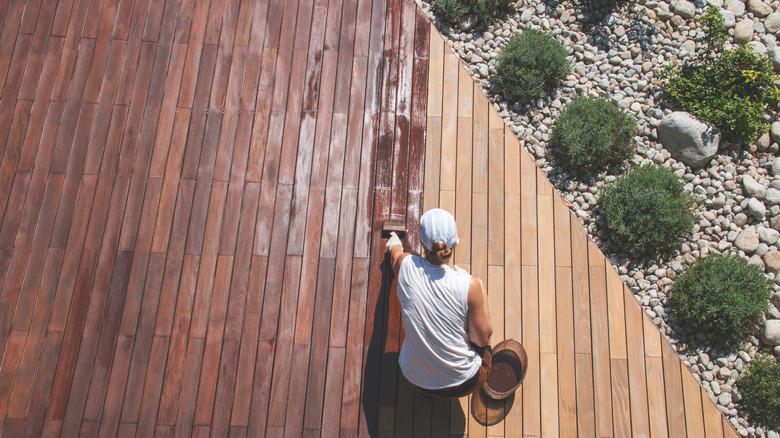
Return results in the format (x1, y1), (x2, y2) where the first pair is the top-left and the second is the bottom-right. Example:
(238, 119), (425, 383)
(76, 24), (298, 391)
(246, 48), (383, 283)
(735, 228), (760, 252)
(735, 19), (755, 44)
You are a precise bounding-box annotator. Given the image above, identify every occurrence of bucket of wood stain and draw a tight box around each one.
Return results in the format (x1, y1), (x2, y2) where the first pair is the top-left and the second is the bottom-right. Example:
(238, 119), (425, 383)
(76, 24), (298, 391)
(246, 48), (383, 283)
(483, 339), (527, 400)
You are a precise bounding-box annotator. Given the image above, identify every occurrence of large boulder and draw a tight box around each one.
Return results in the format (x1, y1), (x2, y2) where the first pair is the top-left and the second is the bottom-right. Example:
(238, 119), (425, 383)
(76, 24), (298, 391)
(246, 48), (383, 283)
(658, 112), (721, 168)
(735, 18), (755, 44)
(675, 0), (697, 18)
(766, 12), (780, 34)
(760, 320), (780, 346)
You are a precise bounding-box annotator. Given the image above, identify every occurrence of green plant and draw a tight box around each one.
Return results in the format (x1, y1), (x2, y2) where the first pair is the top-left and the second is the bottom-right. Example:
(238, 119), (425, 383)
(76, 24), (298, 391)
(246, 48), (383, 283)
(660, 7), (780, 144)
(598, 164), (695, 254)
(494, 29), (571, 102)
(432, 0), (512, 26)
(738, 353), (780, 424)
(669, 253), (770, 344)
(550, 96), (637, 169)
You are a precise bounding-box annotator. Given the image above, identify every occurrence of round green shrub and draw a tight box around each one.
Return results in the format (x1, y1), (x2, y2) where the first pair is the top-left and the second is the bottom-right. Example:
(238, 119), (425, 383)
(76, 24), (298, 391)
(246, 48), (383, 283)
(669, 253), (770, 345)
(598, 164), (695, 255)
(738, 354), (780, 424)
(494, 30), (570, 102)
(550, 96), (637, 169)
(432, 0), (512, 26)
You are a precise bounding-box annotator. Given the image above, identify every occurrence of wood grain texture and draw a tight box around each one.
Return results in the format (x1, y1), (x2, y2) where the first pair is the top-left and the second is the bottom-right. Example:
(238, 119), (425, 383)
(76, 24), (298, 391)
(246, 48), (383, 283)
(0, 0), (738, 436)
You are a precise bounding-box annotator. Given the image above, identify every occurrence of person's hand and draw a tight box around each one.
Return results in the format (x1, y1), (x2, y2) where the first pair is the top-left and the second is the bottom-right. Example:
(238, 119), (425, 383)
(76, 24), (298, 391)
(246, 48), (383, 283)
(386, 232), (403, 252)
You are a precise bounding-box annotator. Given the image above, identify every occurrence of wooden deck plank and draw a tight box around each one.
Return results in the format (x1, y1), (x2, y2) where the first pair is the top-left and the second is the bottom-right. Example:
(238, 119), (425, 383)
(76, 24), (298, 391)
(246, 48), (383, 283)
(537, 190), (555, 355)
(681, 367), (706, 438)
(624, 286), (651, 438)
(0, 0), (750, 436)
(521, 264), (540, 437)
(662, 339), (688, 438)
(646, 356), (669, 438)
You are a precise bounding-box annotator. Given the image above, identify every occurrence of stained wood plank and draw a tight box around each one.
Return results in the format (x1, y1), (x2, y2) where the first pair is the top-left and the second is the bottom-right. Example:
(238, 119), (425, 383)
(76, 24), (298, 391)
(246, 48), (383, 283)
(521, 265), (540, 437)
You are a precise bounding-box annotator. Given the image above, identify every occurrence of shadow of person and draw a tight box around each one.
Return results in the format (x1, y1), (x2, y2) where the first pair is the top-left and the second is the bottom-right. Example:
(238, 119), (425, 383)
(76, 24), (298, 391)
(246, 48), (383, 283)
(361, 254), (467, 436)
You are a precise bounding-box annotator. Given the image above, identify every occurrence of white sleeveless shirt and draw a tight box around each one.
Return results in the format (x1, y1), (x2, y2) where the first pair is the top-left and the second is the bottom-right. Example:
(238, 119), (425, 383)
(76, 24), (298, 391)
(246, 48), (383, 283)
(396, 255), (481, 389)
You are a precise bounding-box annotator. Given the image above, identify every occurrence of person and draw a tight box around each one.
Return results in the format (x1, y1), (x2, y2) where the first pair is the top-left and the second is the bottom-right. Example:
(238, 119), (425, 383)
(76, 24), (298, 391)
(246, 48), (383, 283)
(385, 208), (493, 398)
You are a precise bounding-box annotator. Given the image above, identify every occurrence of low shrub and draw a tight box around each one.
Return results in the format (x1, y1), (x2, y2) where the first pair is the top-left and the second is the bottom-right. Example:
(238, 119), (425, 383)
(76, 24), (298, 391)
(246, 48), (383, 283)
(738, 354), (780, 424)
(669, 253), (770, 345)
(598, 164), (695, 255)
(494, 30), (570, 102)
(432, 0), (512, 26)
(660, 7), (780, 144)
(550, 96), (637, 169)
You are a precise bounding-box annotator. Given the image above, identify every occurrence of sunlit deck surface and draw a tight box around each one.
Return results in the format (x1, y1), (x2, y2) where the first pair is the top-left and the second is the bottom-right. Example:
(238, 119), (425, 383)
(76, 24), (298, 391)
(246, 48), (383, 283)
(0, 0), (743, 436)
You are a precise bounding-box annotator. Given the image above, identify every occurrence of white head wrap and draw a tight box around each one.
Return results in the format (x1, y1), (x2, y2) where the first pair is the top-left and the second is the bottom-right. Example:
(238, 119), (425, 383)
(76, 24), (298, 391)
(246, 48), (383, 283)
(420, 208), (459, 250)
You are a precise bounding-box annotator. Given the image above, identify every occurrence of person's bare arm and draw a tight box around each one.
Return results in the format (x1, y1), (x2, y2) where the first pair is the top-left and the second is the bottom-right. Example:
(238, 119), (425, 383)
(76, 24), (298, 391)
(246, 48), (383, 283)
(467, 276), (493, 347)
(387, 232), (409, 277)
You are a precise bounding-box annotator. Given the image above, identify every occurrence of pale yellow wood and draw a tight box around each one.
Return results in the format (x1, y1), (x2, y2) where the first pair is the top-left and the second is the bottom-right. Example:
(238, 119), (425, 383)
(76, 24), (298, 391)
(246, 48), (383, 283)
(455, 116), (472, 266)
(702, 385), (725, 438)
(441, 52), (459, 192)
(520, 151), (537, 267)
(607, 267), (627, 360)
(553, 195), (571, 268)
(541, 353), (560, 438)
(487, 265), (506, 438)
(571, 213), (591, 355)
(643, 311), (662, 358)
(724, 416), (741, 438)
(505, 192), (522, 340)
(611, 359), (631, 437)
(505, 127), (520, 195)
(556, 266), (577, 438)
(472, 192), (488, 283)
(538, 191), (556, 354)
(537, 168), (553, 195)
(645, 357), (669, 438)
(424, 117), (442, 213)
(473, 86), (489, 195)
(458, 67), (473, 118)
(522, 265), (540, 437)
(440, 190), (456, 215)
(488, 110), (505, 266)
(682, 365), (706, 438)
(427, 25), (444, 118)
(589, 262), (613, 437)
(625, 285), (651, 438)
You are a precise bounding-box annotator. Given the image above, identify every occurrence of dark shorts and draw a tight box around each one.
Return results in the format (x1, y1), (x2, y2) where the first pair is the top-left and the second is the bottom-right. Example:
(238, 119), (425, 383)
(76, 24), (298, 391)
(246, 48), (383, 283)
(412, 344), (492, 398)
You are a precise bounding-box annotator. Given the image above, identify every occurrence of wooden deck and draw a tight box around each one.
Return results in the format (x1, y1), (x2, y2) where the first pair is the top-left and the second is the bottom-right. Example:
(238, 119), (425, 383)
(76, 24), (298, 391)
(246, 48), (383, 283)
(0, 0), (743, 436)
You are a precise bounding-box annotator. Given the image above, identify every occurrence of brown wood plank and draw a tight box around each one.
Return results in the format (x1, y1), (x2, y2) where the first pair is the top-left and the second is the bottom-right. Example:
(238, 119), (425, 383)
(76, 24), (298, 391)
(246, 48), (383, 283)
(265, 256), (302, 429)
(302, 258), (335, 433)
(20, 331), (62, 437)
(6, 248), (62, 418)
(119, 253), (165, 423)
(173, 337), (205, 438)
(538, 190), (555, 355)
(135, 335), (170, 437)
(156, 255), (199, 426)
(193, 256), (234, 424)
